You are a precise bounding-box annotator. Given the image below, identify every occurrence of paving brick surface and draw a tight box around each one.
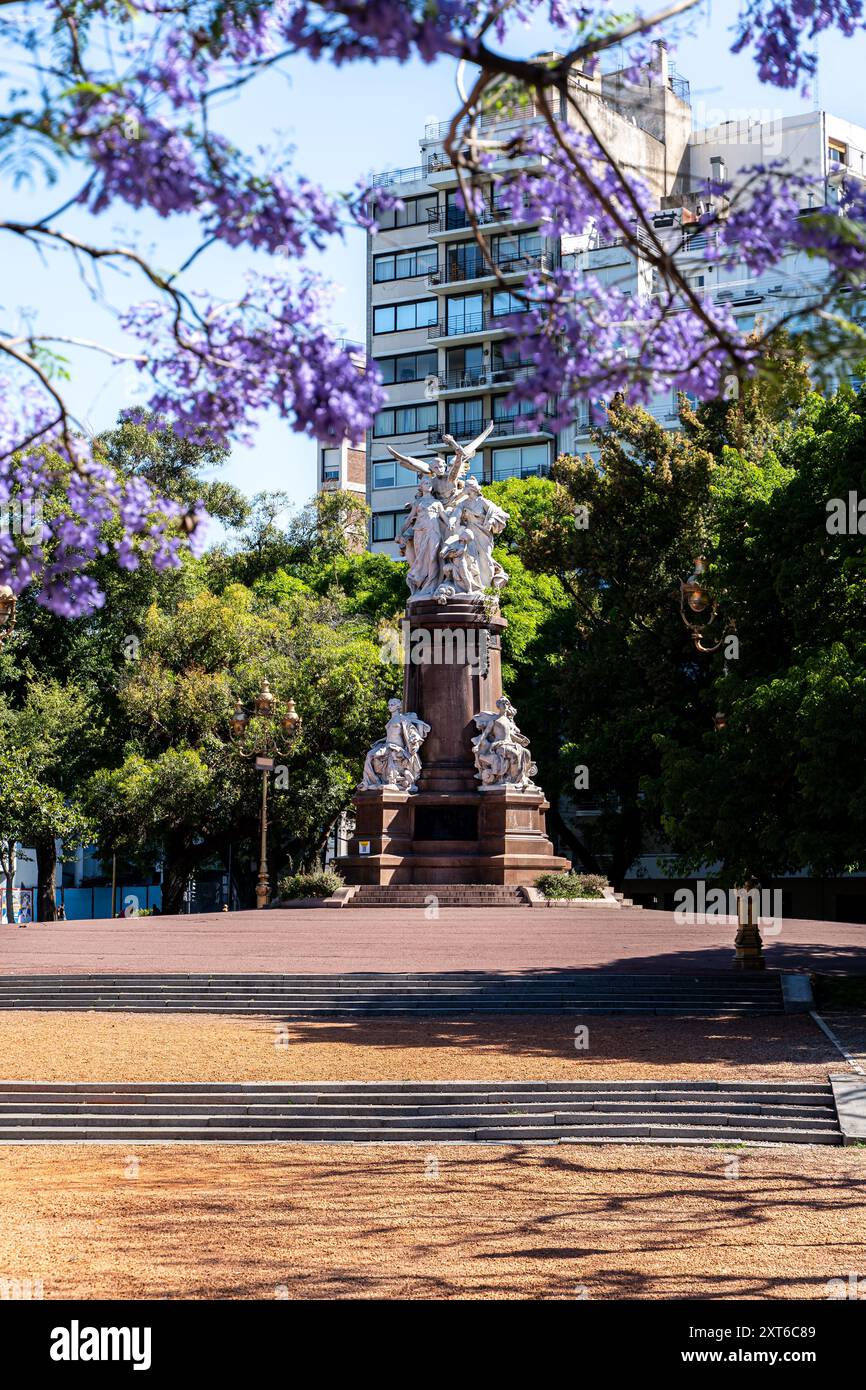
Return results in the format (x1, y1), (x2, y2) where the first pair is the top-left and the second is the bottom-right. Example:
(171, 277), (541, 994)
(2, 907), (865, 975)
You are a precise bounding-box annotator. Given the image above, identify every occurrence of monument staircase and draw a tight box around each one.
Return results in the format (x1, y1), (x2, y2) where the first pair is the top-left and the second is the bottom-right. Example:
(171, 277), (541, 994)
(0, 1079), (842, 1145)
(0, 970), (785, 1016)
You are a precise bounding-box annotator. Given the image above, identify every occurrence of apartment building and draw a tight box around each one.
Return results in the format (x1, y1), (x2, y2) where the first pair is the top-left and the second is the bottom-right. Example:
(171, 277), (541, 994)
(318, 436), (366, 497)
(316, 337), (367, 504)
(364, 43), (866, 556)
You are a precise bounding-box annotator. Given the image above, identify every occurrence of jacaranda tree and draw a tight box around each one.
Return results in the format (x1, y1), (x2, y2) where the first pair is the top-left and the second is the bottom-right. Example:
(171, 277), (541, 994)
(1, 1), (865, 617)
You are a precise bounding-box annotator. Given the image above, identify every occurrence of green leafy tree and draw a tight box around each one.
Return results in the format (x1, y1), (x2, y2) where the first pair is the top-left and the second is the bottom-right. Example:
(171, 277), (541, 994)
(502, 341), (814, 883)
(0, 683), (96, 919)
(657, 382), (866, 883)
(84, 581), (397, 912)
(94, 412), (251, 529)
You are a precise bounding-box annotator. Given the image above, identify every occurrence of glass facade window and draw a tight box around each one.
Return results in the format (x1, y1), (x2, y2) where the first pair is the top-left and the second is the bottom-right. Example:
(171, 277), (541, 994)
(372, 511), (400, 541)
(373, 299), (437, 334)
(373, 402), (438, 437)
(444, 241), (488, 281)
(445, 190), (470, 230)
(493, 289), (526, 317)
(446, 293), (483, 334)
(494, 397), (537, 421)
(372, 461), (421, 490)
(491, 443), (549, 480)
(494, 231), (543, 268)
(445, 344), (485, 386)
(372, 460), (396, 489)
(376, 350), (438, 385)
(447, 398), (484, 434)
(376, 194), (437, 230)
(374, 247), (438, 281)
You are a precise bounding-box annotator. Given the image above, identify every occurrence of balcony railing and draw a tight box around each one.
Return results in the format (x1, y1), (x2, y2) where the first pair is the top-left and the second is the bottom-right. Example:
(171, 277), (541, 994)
(424, 106), (544, 142)
(428, 202), (534, 232)
(429, 312), (489, 338)
(370, 164), (427, 187)
(428, 251), (548, 286)
(489, 461), (551, 482)
(490, 409), (556, 436)
(428, 424), (483, 445)
(437, 363), (537, 391)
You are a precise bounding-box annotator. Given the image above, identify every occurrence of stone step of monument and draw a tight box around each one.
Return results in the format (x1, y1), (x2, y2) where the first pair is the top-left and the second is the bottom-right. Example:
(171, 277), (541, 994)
(347, 884), (526, 907)
(0, 1081), (840, 1145)
(0, 972), (786, 1016)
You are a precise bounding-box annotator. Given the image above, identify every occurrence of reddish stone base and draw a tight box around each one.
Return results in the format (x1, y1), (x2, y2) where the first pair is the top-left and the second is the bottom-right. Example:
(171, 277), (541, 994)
(338, 787), (570, 887)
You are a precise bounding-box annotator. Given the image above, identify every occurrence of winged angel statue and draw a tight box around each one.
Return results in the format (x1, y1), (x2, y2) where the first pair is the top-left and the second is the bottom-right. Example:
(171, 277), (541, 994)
(388, 424), (509, 603)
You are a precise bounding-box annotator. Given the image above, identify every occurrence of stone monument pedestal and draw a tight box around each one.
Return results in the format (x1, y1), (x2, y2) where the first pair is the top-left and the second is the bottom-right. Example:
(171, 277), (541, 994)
(339, 595), (569, 886)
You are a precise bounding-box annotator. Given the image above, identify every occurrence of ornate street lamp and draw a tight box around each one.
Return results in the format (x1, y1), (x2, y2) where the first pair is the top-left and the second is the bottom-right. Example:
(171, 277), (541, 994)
(675, 561), (761, 967)
(229, 680), (302, 910)
(678, 556), (729, 654)
(0, 584), (16, 649)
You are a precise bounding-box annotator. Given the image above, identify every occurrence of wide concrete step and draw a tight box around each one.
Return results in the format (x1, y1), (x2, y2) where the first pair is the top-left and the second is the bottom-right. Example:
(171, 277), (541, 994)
(0, 973), (786, 1016)
(0, 1081), (841, 1145)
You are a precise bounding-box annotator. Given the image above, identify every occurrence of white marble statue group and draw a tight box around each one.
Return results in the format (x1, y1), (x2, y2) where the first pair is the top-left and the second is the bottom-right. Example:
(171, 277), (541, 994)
(389, 424), (510, 603)
(360, 696), (538, 795)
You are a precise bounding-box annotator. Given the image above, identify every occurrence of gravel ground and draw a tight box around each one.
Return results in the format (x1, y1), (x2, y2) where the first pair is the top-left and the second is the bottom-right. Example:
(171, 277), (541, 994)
(0, 1010), (846, 1081)
(1, 1145), (864, 1299)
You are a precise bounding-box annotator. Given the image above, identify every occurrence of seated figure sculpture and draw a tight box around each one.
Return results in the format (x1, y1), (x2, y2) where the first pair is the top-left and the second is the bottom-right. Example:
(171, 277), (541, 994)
(360, 698), (431, 794)
(471, 696), (539, 791)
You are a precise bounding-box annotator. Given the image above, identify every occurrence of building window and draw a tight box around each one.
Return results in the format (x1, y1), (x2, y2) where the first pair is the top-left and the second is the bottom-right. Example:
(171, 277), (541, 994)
(494, 230), (543, 268)
(372, 460), (396, 489)
(375, 350), (438, 385)
(321, 446), (341, 482)
(372, 460), (420, 489)
(373, 402), (438, 437)
(491, 443), (549, 480)
(493, 397), (538, 422)
(375, 193), (438, 230)
(446, 293), (483, 334)
(445, 344), (485, 386)
(445, 190), (470, 230)
(444, 241), (488, 281)
(373, 299), (437, 335)
(492, 289), (526, 318)
(372, 511), (402, 541)
(828, 138), (847, 165)
(374, 246), (438, 282)
(447, 398), (484, 434)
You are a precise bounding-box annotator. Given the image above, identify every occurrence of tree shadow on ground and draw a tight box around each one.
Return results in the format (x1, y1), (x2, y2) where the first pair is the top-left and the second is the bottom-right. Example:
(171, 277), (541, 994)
(273, 1009), (843, 1069)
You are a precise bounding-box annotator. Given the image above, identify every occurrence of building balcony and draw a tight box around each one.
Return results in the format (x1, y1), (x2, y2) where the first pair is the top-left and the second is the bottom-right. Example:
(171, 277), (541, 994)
(426, 203), (538, 240)
(427, 409), (556, 447)
(435, 363), (537, 396)
(427, 251), (550, 291)
(489, 409), (557, 441)
(427, 312), (514, 345)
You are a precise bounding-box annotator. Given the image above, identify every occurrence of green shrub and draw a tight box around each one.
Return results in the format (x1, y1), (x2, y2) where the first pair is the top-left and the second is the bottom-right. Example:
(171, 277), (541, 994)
(534, 870), (606, 900)
(278, 868), (344, 900)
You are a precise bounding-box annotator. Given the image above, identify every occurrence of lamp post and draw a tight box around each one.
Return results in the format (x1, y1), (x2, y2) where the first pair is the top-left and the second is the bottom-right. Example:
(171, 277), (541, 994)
(229, 681), (301, 910)
(0, 584), (16, 649)
(677, 561), (764, 968)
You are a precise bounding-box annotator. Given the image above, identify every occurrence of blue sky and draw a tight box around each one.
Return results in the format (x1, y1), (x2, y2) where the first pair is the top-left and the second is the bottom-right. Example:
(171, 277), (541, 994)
(3, 1), (865, 523)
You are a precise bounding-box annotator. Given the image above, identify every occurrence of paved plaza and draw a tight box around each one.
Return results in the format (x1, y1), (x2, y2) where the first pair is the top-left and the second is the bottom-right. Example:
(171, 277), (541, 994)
(2, 906), (865, 975)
